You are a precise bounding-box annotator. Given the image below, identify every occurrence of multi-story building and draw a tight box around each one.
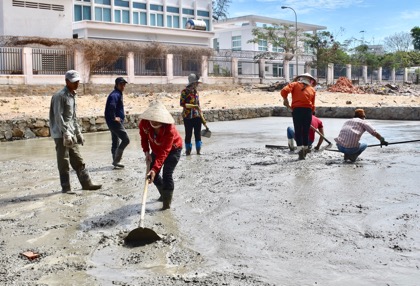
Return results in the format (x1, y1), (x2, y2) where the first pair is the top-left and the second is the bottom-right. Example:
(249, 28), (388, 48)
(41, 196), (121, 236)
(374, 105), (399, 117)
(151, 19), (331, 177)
(213, 15), (326, 79)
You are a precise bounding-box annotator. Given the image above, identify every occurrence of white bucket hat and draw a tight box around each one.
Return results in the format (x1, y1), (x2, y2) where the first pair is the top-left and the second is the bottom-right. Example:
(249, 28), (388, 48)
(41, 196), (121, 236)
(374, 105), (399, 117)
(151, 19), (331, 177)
(293, 73), (317, 87)
(139, 101), (175, 124)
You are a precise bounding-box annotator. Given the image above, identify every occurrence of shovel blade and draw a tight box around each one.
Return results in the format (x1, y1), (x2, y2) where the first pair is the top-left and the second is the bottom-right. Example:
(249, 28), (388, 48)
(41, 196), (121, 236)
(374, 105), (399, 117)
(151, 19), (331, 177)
(201, 129), (211, 138)
(124, 227), (161, 247)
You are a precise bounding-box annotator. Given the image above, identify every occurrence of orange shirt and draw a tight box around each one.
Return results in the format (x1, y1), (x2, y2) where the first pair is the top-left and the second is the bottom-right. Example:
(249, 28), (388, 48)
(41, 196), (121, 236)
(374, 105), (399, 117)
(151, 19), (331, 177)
(280, 82), (316, 111)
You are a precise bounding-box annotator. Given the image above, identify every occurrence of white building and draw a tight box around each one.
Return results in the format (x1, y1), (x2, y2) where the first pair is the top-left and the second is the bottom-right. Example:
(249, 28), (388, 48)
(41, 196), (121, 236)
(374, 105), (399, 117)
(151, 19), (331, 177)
(0, 0), (214, 47)
(0, 0), (73, 38)
(213, 15), (326, 79)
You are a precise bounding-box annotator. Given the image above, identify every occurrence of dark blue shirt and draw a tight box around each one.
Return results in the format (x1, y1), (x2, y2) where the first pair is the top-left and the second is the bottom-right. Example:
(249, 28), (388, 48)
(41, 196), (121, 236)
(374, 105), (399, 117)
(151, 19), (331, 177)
(105, 88), (125, 124)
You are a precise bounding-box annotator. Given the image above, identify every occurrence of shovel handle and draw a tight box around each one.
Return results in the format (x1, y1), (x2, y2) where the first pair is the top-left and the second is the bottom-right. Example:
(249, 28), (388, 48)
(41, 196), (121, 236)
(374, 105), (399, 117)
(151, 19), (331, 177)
(310, 125), (332, 145)
(140, 162), (150, 228)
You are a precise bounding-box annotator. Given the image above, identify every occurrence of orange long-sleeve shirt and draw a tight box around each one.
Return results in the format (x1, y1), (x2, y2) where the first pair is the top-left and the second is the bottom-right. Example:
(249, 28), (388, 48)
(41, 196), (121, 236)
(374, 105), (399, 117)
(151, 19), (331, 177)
(280, 82), (316, 111)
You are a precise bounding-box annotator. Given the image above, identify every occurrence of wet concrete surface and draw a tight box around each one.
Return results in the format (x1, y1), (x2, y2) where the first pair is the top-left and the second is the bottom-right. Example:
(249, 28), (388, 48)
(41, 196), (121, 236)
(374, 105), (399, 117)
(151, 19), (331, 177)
(1, 117), (420, 285)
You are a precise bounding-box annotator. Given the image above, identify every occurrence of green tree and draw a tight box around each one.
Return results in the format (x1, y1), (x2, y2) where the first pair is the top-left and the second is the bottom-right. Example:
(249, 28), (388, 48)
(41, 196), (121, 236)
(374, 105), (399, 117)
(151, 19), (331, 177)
(411, 26), (420, 50)
(304, 31), (347, 78)
(248, 24), (297, 61)
(212, 0), (231, 20)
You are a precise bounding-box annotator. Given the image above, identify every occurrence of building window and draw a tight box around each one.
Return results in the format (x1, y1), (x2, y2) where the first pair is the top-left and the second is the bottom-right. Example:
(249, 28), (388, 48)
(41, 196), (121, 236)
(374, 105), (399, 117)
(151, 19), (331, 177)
(114, 0), (128, 7)
(182, 8), (194, 15)
(273, 64), (284, 77)
(202, 19), (210, 31)
(272, 45), (284, 53)
(150, 13), (164, 27)
(232, 36), (241, 51)
(95, 7), (111, 22)
(167, 6), (179, 13)
(197, 10), (209, 17)
(133, 11), (147, 25)
(133, 2), (146, 9)
(150, 4), (163, 11)
(115, 9), (129, 23)
(94, 0), (110, 4)
(167, 15), (180, 28)
(258, 39), (268, 51)
(74, 5), (91, 21)
(213, 38), (219, 51)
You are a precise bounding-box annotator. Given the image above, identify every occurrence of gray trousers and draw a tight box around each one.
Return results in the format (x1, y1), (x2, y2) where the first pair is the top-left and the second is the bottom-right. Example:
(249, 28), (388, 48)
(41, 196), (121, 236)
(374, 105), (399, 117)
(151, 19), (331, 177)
(54, 138), (85, 176)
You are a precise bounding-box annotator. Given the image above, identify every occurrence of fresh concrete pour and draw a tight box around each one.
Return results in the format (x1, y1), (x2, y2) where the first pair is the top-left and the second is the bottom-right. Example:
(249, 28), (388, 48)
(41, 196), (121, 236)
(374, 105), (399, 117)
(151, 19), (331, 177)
(1, 117), (419, 285)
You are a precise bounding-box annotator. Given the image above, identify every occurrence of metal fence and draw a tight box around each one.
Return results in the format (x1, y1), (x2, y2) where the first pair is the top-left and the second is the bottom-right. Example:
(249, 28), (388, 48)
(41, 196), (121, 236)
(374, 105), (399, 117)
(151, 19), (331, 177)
(134, 54), (166, 76)
(32, 48), (74, 75)
(238, 59), (259, 77)
(208, 56), (232, 77)
(173, 54), (201, 76)
(91, 56), (127, 75)
(0, 47), (23, 74)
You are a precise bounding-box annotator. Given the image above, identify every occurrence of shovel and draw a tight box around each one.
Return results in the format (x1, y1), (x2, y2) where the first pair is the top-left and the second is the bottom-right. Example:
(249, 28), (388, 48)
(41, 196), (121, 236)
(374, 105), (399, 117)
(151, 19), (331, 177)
(199, 106), (211, 138)
(124, 164), (161, 247)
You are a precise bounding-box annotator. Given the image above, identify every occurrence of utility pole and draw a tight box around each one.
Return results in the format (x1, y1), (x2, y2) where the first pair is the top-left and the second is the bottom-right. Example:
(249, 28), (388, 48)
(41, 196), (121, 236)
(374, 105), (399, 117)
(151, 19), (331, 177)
(281, 6), (298, 77)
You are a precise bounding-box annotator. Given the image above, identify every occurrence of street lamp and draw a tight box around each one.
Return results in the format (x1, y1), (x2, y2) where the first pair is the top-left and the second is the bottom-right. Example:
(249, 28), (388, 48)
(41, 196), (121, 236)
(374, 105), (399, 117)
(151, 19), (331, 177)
(281, 6), (298, 77)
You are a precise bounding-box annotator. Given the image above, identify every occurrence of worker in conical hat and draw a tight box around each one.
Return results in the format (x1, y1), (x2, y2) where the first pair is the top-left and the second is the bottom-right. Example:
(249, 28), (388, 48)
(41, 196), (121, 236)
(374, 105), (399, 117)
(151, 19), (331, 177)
(138, 101), (183, 210)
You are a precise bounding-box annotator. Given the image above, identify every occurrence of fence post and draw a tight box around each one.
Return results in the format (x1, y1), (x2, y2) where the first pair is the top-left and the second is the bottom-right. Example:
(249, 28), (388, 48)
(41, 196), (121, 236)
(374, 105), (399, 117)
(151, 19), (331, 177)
(327, 63), (334, 85)
(231, 57), (238, 83)
(201, 55), (208, 83)
(378, 67), (382, 83)
(403, 68), (408, 83)
(167, 54), (173, 83)
(362, 65), (368, 84)
(127, 52), (135, 83)
(258, 59), (265, 83)
(346, 64), (351, 79)
(75, 49), (89, 84)
(391, 67), (396, 83)
(283, 60), (290, 82)
(22, 47), (33, 84)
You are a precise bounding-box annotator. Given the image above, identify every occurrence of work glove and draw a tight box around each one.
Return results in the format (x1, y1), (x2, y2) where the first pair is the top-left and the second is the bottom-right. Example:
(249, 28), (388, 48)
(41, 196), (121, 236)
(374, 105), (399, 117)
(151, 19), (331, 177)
(380, 137), (388, 147)
(63, 133), (75, 148)
(76, 133), (85, 146)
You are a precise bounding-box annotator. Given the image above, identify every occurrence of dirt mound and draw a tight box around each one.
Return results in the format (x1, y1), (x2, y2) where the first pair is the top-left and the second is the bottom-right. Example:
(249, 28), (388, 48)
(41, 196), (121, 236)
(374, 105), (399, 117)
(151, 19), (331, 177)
(328, 77), (365, 94)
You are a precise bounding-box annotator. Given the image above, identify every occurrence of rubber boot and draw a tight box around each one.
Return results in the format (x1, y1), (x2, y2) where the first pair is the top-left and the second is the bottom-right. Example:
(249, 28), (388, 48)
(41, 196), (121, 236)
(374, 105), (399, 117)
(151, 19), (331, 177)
(112, 148), (125, 168)
(161, 190), (173, 210)
(77, 168), (102, 190)
(185, 143), (192, 156)
(155, 184), (164, 202)
(303, 146), (309, 158)
(288, 139), (296, 151)
(298, 147), (305, 160)
(60, 173), (71, 193)
(196, 140), (202, 155)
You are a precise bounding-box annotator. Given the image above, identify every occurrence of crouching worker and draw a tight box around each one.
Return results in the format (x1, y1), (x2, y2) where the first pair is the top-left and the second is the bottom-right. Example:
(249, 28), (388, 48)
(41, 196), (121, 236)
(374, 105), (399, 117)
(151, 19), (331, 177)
(287, 113), (324, 152)
(334, 108), (388, 162)
(138, 101), (183, 210)
(49, 70), (102, 193)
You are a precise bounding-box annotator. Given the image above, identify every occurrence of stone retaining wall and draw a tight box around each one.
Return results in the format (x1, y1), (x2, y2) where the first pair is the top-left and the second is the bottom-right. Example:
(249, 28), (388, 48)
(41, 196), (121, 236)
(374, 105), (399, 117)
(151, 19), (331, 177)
(1, 106), (419, 141)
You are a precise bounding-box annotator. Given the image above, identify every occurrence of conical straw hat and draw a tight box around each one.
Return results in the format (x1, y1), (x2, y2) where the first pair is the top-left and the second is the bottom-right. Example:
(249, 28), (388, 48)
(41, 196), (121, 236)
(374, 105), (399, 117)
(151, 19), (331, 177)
(139, 101), (175, 124)
(293, 73), (317, 86)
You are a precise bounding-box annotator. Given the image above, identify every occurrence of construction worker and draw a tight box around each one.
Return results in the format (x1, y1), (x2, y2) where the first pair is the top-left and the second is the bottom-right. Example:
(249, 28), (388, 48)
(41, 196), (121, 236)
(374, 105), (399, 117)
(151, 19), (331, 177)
(335, 108), (388, 162)
(287, 113), (324, 152)
(281, 73), (317, 160)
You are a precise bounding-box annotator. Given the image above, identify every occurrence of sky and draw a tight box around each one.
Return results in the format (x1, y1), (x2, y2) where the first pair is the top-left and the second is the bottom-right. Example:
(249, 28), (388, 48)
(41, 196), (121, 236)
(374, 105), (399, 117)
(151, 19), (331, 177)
(226, 0), (420, 47)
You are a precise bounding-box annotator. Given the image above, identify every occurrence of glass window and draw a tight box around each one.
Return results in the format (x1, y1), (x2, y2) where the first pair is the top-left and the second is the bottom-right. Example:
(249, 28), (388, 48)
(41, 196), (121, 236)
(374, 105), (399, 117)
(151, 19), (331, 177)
(157, 14), (163, 27)
(182, 8), (194, 15)
(150, 4), (163, 11)
(133, 2), (146, 9)
(75, 4), (91, 21)
(94, 0), (110, 4)
(272, 45), (284, 52)
(213, 38), (219, 51)
(167, 6), (179, 13)
(114, 0), (129, 7)
(182, 17), (188, 28)
(167, 15), (179, 28)
(115, 10), (121, 23)
(258, 39), (268, 51)
(95, 7), (111, 22)
(133, 11), (139, 24)
(232, 36), (241, 51)
(203, 19), (209, 31)
(140, 12), (147, 25)
(197, 10), (209, 17)
(122, 10), (129, 23)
